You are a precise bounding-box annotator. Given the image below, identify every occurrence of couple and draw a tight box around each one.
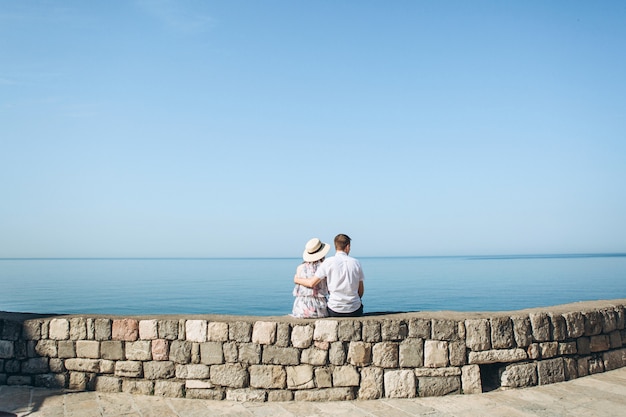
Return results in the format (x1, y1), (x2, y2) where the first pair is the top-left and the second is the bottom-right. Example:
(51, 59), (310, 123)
(291, 233), (365, 318)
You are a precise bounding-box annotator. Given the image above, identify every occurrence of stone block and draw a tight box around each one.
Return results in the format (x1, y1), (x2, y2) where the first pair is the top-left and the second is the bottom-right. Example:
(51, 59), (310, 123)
(226, 388), (266, 402)
(95, 319), (112, 341)
(100, 341), (124, 360)
(301, 347), (328, 365)
(614, 305), (625, 329)
(169, 340), (192, 364)
(537, 358), (565, 385)
(252, 321), (277, 345)
(158, 320), (179, 340)
(268, 390), (293, 402)
(69, 318), (87, 340)
(49, 319), (70, 340)
(540, 342), (558, 358)
(207, 322), (229, 342)
(291, 325), (314, 348)
(35, 340), (57, 358)
(34, 373), (66, 389)
(549, 313), (567, 341)
(468, 348), (527, 364)
(603, 348), (626, 371)
(414, 367), (461, 377)
(431, 319), (458, 341)
(185, 320), (207, 342)
(583, 311), (603, 336)
(93, 376), (120, 393)
(229, 322), (252, 342)
(23, 320), (42, 340)
(373, 342), (399, 368)
(333, 365), (360, 386)
(418, 376), (460, 397)
(563, 311), (585, 338)
(529, 343), (542, 360)
(70, 372), (96, 390)
(249, 365), (286, 389)
(384, 369), (416, 398)
(175, 364), (210, 379)
(238, 343), (261, 365)
(294, 387), (355, 401)
(348, 341), (372, 366)
(276, 322), (291, 347)
(49, 358), (65, 373)
(358, 367), (384, 400)
(58, 341), (75, 359)
(125, 340), (151, 361)
(122, 380), (153, 395)
(338, 320), (362, 341)
(262, 346), (299, 365)
(329, 342), (346, 365)
(601, 308), (618, 333)
(314, 320), (338, 342)
(86, 318), (95, 340)
(76, 341), (99, 359)
(465, 319), (491, 351)
(100, 360), (115, 374)
(424, 340), (448, 368)
(590, 335), (610, 352)
(186, 388), (224, 400)
(399, 338), (423, 368)
(558, 341), (577, 355)
(610, 330), (622, 349)
(0, 341), (14, 359)
(223, 342), (238, 362)
(589, 357), (605, 374)
(362, 321), (382, 342)
(152, 339), (169, 361)
(286, 364), (315, 389)
(65, 358), (100, 373)
(186, 379), (214, 389)
(577, 337), (591, 355)
(139, 320), (158, 340)
(491, 317), (514, 349)
(500, 362), (537, 388)
(211, 363), (248, 388)
(22, 357), (49, 374)
(461, 364), (482, 394)
(564, 357), (578, 380)
(112, 319), (138, 341)
(382, 319), (408, 341)
(143, 361), (175, 380)
(315, 367), (333, 388)
(114, 361), (143, 378)
(511, 315), (532, 347)
(154, 380), (184, 397)
(529, 312), (551, 342)
(200, 342), (223, 365)
(448, 340), (467, 366)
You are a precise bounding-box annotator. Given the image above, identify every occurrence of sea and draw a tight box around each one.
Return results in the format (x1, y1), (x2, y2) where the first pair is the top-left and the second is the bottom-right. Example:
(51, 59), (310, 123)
(1, 254), (625, 316)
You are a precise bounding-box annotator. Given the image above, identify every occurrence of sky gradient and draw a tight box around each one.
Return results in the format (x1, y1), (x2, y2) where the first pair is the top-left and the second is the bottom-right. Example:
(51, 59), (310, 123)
(2, 1), (625, 258)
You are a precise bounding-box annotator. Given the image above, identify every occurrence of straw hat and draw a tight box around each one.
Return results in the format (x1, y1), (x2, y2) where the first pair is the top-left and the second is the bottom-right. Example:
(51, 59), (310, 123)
(302, 238), (331, 262)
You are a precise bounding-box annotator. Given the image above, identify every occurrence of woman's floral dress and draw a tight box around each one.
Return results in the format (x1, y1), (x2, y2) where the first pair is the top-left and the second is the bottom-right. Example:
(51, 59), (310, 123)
(291, 260), (329, 318)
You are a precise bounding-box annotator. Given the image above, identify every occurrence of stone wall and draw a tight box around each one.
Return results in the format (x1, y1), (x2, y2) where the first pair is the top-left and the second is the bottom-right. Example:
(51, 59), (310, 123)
(1, 299), (625, 402)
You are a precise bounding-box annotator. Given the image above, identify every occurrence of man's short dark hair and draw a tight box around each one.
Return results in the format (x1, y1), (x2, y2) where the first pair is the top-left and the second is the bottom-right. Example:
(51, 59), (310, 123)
(334, 234), (351, 250)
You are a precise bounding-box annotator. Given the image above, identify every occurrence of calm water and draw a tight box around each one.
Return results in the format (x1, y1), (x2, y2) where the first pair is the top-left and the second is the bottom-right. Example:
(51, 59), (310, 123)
(1, 254), (625, 316)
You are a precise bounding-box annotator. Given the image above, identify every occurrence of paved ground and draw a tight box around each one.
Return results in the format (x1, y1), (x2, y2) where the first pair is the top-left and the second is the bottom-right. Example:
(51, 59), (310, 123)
(1, 367), (625, 417)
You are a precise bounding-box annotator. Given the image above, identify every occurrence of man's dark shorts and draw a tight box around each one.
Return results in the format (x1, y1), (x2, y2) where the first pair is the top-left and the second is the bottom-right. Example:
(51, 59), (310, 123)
(327, 304), (364, 317)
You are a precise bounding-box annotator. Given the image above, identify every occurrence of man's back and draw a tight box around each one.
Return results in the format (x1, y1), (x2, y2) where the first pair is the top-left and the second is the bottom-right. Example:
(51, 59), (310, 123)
(316, 251), (364, 313)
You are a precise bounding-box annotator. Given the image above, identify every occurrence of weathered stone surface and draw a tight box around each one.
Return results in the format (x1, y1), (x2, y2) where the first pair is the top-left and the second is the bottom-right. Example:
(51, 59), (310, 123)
(348, 341), (372, 367)
(384, 369), (416, 398)
(139, 320), (158, 340)
(95, 376), (121, 393)
(223, 342), (238, 363)
(158, 320), (178, 340)
(408, 318), (431, 339)
(211, 363), (248, 388)
(461, 364), (482, 394)
(529, 313), (551, 342)
(69, 318), (87, 340)
(58, 341), (75, 359)
(65, 358), (100, 373)
(399, 338), (423, 368)
(589, 357), (605, 374)
(122, 379), (153, 395)
(590, 335), (610, 352)
(35, 340), (56, 358)
(511, 316), (532, 347)
(186, 379), (214, 389)
(549, 313), (567, 341)
(49, 319), (70, 341)
(333, 365), (360, 387)
(468, 348), (527, 364)
(226, 388), (266, 402)
(610, 331), (622, 349)
(207, 322), (229, 342)
(229, 322), (252, 342)
(112, 319), (138, 341)
(186, 388), (224, 400)
(314, 320), (338, 342)
(276, 322), (291, 347)
(314, 367), (332, 388)
(418, 376), (460, 397)
(362, 321), (381, 342)
(577, 337), (591, 355)
(154, 380), (184, 397)
(0, 341), (14, 360)
(601, 309), (617, 333)
(338, 320), (361, 341)
(431, 319), (458, 341)
(540, 342), (558, 358)
(169, 340), (192, 364)
(267, 390), (293, 402)
(76, 340), (99, 359)
(465, 319), (491, 351)
(291, 325), (314, 349)
(286, 364), (315, 389)
(491, 317), (514, 349)
(238, 343), (261, 365)
(558, 341), (577, 355)
(449, 340), (467, 367)
(262, 346), (299, 365)
(414, 367), (461, 377)
(100, 359), (115, 374)
(101, 341), (124, 360)
(500, 362), (537, 388)
(200, 342), (223, 365)
(563, 311), (585, 338)
(114, 361), (143, 378)
(329, 342), (346, 365)
(125, 341), (151, 361)
(564, 357), (578, 380)
(252, 321), (277, 345)
(603, 348), (626, 371)
(249, 365), (286, 389)
(152, 339), (169, 361)
(301, 347), (328, 365)
(424, 340), (448, 368)
(35, 373), (66, 389)
(584, 311), (603, 336)
(382, 320), (408, 341)
(143, 361), (175, 380)
(22, 357), (49, 374)
(22, 320), (42, 340)
(185, 320), (207, 342)
(175, 364), (210, 379)
(537, 358), (565, 385)
(294, 387), (355, 401)
(358, 367), (383, 400)
(95, 319), (112, 341)
(373, 342), (399, 368)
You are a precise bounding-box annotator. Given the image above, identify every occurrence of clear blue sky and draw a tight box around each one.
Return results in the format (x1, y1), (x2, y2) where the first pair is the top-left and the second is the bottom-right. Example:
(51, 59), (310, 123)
(1, 1), (625, 258)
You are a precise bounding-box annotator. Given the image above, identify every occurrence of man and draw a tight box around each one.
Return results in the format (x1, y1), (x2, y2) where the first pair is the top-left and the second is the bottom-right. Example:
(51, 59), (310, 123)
(294, 234), (365, 317)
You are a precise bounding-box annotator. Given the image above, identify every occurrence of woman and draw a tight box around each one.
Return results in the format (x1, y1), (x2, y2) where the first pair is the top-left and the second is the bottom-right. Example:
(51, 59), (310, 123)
(291, 237), (330, 318)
